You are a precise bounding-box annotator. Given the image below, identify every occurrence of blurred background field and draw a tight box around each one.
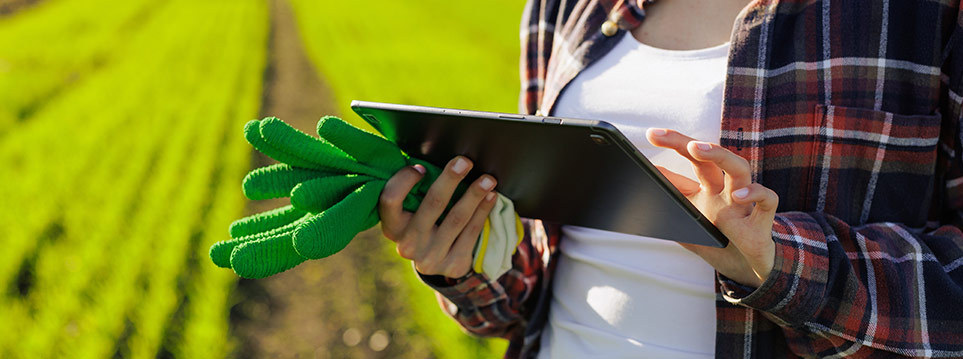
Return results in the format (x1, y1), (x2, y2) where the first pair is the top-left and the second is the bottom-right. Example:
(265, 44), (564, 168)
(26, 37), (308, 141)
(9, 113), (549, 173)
(0, 0), (524, 357)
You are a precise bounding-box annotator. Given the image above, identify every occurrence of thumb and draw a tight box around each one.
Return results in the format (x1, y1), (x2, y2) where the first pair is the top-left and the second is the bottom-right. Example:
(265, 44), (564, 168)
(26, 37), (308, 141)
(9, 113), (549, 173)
(656, 166), (700, 196)
(731, 183), (778, 227)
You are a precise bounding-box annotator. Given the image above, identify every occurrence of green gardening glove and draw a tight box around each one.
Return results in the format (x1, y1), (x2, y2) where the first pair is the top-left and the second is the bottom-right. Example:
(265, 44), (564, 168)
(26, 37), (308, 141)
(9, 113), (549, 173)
(209, 116), (453, 278)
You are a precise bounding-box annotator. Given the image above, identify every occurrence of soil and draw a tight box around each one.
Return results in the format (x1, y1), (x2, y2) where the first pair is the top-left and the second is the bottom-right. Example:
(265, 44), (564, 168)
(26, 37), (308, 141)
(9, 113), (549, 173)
(0, 0), (41, 17)
(228, 1), (423, 358)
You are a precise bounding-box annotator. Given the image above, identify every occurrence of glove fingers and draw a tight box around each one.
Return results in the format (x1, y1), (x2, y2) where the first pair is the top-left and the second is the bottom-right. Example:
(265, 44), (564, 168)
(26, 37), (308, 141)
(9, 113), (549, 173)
(244, 120), (325, 169)
(211, 214), (308, 268)
(290, 174), (374, 213)
(229, 204), (307, 238)
(242, 163), (330, 200)
(293, 180), (385, 259)
(230, 231), (307, 279)
(317, 116), (406, 170)
(259, 117), (385, 176)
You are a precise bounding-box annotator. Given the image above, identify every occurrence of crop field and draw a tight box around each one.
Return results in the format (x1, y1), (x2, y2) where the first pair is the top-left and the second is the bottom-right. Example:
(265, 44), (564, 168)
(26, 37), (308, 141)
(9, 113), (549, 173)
(288, 0), (524, 122)
(0, 0), (523, 358)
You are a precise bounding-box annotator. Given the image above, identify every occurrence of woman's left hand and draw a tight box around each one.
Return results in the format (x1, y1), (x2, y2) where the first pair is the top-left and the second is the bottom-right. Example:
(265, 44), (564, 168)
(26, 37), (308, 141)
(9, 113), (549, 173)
(646, 128), (778, 287)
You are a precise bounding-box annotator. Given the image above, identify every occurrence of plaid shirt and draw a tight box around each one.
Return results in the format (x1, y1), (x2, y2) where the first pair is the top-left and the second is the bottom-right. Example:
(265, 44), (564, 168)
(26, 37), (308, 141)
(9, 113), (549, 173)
(420, 0), (963, 357)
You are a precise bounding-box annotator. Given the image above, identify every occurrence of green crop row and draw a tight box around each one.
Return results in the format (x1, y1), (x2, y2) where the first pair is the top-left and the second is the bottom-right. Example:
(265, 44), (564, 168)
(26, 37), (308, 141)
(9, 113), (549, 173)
(288, 0), (525, 130)
(0, 0), (267, 357)
(0, 0), (158, 131)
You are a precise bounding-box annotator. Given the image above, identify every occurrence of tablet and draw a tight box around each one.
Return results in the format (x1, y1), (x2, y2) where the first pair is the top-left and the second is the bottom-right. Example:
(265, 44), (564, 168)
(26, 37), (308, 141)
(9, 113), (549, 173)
(351, 100), (728, 248)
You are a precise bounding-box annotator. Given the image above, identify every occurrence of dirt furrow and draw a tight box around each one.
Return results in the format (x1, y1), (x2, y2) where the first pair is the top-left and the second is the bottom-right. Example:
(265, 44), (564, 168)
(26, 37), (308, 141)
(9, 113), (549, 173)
(229, 1), (417, 358)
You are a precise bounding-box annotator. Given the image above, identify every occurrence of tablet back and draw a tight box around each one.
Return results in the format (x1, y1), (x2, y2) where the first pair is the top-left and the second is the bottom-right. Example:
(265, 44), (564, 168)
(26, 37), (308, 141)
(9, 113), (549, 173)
(351, 101), (727, 248)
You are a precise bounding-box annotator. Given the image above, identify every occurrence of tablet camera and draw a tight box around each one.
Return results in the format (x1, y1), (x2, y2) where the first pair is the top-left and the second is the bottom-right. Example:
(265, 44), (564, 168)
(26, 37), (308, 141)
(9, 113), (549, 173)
(589, 134), (610, 146)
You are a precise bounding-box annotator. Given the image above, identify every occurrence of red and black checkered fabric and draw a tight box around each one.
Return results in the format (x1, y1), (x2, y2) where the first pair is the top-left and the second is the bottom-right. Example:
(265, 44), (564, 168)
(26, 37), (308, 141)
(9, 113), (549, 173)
(422, 0), (963, 357)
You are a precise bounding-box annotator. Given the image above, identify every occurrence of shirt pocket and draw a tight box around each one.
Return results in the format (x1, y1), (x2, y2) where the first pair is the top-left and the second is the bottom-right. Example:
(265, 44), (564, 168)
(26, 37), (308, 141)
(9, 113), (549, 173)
(808, 104), (940, 226)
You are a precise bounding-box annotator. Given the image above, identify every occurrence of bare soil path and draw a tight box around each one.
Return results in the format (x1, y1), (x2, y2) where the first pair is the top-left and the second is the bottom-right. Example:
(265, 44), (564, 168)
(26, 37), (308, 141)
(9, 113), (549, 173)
(229, 1), (427, 358)
(0, 0), (41, 16)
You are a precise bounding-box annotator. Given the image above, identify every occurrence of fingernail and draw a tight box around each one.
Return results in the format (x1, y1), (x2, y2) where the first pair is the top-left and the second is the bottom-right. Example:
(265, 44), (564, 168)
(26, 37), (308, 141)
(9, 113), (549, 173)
(479, 177), (495, 190)
(485, 192), (496, 201)
(733, 187), (749, 199)
(651, 128), (667, 136)
(695, 142), (712, 151)
(452, 158), (469, 174)
(412, 164), (426, 175)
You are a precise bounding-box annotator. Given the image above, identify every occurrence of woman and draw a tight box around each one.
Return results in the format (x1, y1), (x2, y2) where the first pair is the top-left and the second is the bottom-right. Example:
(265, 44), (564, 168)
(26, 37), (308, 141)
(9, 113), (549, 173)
(377, 0), (963, 357)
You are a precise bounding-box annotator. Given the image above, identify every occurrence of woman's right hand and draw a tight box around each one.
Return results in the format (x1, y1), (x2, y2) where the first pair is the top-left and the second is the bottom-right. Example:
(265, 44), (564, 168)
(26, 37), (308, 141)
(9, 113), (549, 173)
(378, 156), (498, 278)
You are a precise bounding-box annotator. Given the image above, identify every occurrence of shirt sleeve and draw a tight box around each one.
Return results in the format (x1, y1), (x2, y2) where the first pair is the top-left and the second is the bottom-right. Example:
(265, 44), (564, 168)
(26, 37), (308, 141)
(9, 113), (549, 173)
(719, 10), (963, 355)
(720, 212), (963, 356)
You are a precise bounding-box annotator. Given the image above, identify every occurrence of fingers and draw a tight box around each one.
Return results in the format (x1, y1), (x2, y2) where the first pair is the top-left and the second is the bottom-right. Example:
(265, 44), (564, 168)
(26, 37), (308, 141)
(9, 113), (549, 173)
(646, 128), (725, 192)
(378, 165), (425, 240)
(380, 155), (500, 278)
(687, 141), (751, 193)
(434, 174), (497, 244)
(430, 191), (498, 277)
(731, 183), (779, 225)
(419, 173), (495, 269)
(409, 156), (473, 235)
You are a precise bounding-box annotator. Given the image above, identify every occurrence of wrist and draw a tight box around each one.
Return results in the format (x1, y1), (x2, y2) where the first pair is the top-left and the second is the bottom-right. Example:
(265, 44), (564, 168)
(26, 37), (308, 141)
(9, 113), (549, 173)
(750, 240), (776, 287)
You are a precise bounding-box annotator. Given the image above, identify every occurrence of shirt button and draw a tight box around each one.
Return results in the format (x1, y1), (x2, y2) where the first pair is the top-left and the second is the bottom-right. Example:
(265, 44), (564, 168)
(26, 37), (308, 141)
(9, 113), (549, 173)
(601, 20), (618, 37)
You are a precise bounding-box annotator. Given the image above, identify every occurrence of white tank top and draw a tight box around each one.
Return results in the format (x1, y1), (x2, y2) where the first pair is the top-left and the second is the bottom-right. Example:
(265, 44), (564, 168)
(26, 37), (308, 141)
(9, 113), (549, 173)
(538, 31), (728, 358)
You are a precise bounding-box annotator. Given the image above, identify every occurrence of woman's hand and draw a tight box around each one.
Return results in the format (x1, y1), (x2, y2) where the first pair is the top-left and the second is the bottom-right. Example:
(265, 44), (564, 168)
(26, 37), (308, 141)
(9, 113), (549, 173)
(646, 128), (778, 287)
(379, 156), (498, 278)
